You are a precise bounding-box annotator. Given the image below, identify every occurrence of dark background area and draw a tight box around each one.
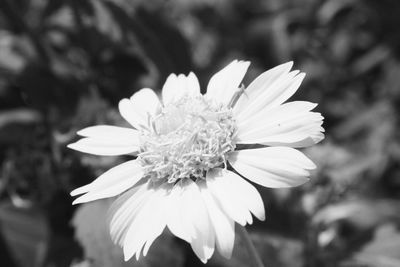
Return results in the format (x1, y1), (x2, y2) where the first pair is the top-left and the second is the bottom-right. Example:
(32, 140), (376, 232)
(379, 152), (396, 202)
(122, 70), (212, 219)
(0, 0), (400, 266)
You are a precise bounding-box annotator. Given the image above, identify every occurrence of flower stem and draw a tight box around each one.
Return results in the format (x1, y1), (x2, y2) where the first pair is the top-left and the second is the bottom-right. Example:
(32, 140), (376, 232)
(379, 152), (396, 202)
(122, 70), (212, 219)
(237, 225), (265, 267)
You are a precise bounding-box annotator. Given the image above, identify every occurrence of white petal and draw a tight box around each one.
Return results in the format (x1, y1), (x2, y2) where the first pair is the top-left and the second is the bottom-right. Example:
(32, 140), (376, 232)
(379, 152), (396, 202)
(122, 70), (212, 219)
(206, 169), (251, 226)
(68, 125), (141, 156)
(199, 183), (235, 259)
(109, 183), (154, 246)
(234, 62), (293, 116)
(77, 125), (140, 140)
(180, 180), (214, 263)
(235, 101), (324, 147)
(220, 170), (265, 221)
(206, 60), (250, 105)
(142, 191), (169, 256)
(118, 88), (160, 130)
(207, 169), (264, 222)
(122, 184), (168, 261)
(162, 72), (200, 105)
(229, 147), (316, 188)
(190, 227), (215, 264)
(234, 62), (305, 121)
(166, 184), (195, 243)
(71, 160), (144, 204)
(234, 62), (293, 110)
(68, 138), (139, 156)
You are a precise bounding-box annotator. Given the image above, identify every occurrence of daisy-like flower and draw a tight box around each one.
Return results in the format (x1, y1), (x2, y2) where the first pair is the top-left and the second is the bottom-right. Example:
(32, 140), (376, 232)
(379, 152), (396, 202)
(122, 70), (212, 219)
(68, 60), (324, 263)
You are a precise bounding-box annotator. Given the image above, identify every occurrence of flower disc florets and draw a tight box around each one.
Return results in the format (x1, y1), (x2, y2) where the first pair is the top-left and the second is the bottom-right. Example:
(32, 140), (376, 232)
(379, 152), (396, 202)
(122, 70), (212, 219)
(138, 96), (236, 183)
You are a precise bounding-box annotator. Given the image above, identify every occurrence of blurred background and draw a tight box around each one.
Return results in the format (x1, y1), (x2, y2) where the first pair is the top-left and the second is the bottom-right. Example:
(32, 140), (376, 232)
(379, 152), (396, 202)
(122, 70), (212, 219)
(0, 0), (400, 266)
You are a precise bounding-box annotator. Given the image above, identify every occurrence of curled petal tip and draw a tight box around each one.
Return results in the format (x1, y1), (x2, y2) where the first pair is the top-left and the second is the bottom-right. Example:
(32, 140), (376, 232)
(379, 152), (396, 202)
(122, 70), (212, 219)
(67, 143), (77, 150)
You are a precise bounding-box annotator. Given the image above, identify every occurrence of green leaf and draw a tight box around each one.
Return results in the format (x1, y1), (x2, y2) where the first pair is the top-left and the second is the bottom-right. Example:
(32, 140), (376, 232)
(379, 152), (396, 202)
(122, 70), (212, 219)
(72, 199), (184, 267)
(0, 202), (49, 267)
(353, 224), (400, 267)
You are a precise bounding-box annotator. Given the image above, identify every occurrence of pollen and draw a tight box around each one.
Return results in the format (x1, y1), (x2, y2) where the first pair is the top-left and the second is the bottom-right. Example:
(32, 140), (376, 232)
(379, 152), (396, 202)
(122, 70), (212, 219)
(138, 96), (236, 183)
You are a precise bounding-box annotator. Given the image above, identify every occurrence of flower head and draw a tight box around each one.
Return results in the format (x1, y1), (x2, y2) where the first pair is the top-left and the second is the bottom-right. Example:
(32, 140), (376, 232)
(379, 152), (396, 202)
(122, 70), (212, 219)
(68, 60), (324, 263)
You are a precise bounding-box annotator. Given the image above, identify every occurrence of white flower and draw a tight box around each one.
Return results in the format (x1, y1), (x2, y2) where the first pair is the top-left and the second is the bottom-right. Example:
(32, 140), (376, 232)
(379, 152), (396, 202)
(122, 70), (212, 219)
(68, 60), (324, 263)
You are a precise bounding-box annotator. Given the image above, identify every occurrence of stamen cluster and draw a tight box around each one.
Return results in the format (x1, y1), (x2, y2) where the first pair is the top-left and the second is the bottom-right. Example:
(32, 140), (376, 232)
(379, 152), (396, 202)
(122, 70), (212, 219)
(138, 96), (236, 183)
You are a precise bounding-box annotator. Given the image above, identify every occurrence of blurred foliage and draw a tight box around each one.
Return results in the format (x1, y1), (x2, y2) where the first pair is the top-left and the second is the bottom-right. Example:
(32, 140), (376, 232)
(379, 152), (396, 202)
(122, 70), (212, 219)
(0, 0), (400, 266)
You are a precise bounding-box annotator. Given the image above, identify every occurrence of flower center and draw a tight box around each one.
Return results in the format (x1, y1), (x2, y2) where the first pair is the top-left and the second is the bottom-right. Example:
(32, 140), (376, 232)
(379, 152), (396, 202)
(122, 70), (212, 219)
(138, 96), (236, 183)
